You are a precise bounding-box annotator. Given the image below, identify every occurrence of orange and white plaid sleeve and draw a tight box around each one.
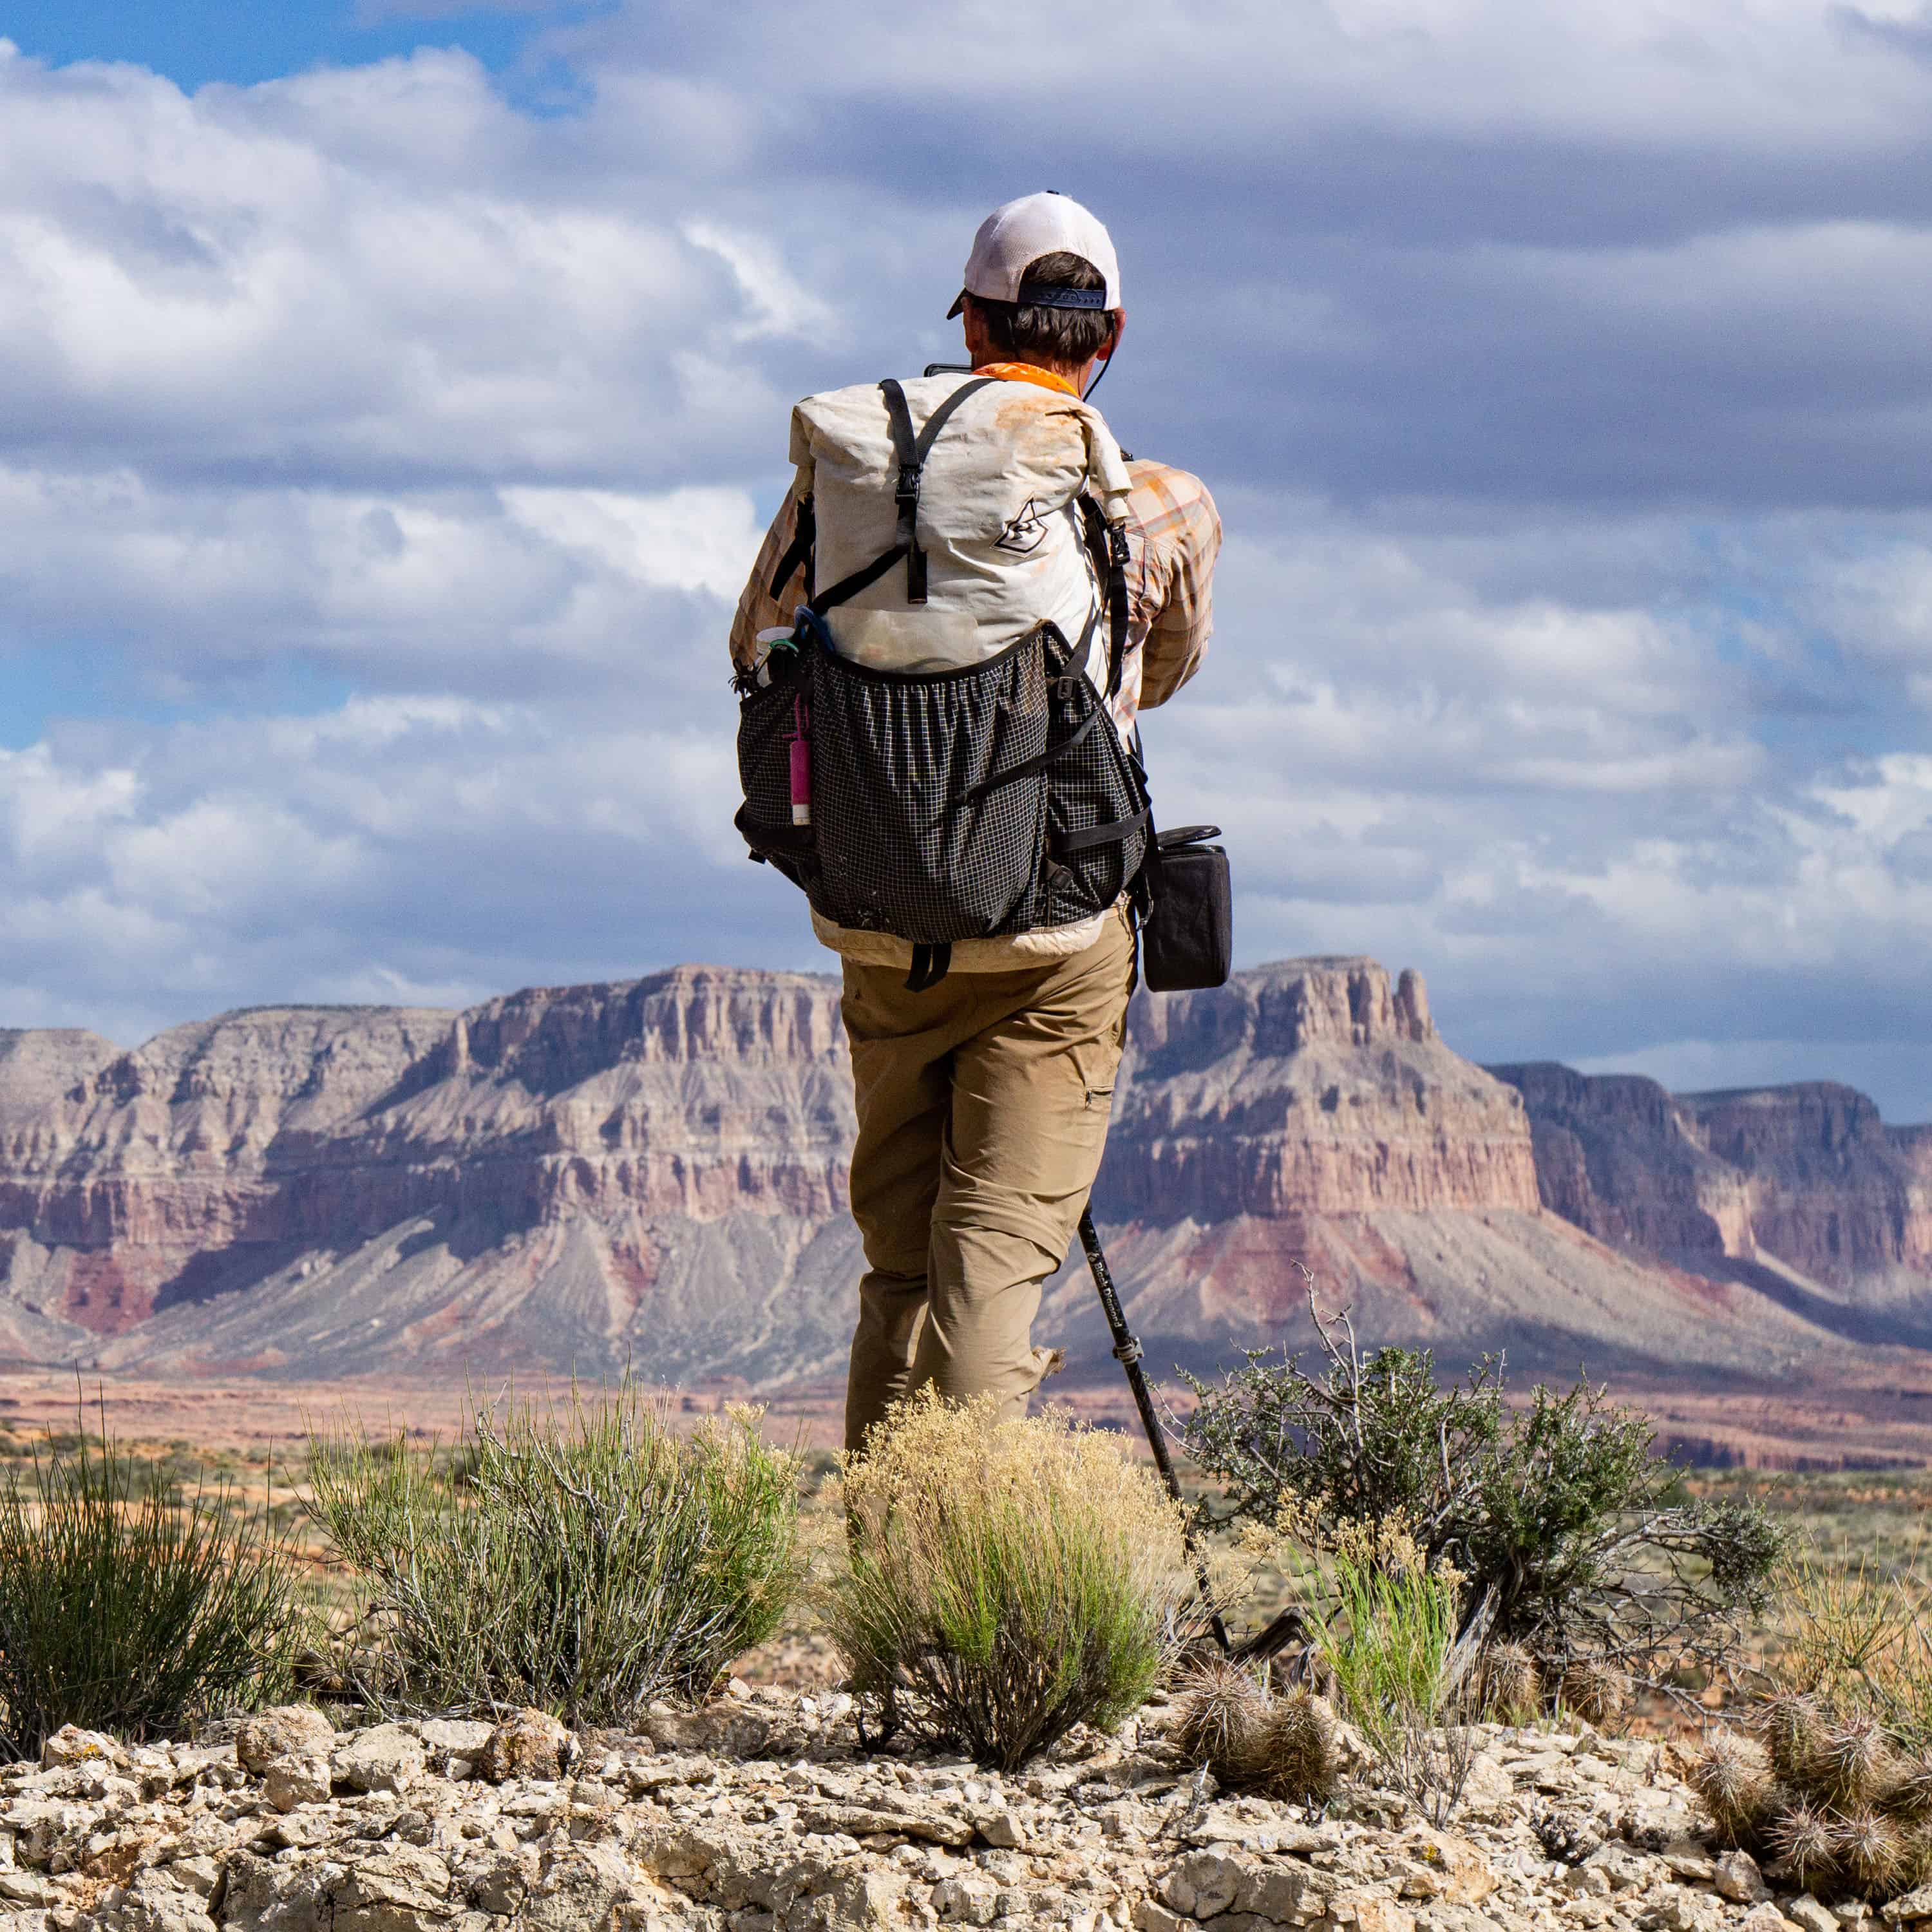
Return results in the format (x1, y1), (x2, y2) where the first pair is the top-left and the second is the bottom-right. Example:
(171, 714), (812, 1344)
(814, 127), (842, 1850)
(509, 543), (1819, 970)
(729, 486), (804, 673)
(1124, 461), (1220, 713)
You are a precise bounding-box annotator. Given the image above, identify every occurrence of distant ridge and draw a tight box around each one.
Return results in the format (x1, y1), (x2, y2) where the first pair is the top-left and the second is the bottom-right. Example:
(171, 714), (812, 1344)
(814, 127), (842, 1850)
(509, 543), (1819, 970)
(0, 960), (1927, 1394)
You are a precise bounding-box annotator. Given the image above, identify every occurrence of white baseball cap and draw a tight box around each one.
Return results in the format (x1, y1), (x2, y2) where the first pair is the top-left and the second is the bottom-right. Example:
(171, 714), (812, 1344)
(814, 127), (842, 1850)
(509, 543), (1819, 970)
(946, 191), (1121, 319)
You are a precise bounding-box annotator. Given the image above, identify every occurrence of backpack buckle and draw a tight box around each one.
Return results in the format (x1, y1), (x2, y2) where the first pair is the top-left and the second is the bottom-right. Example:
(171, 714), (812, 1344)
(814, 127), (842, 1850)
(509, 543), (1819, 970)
(895, 463), (923, 507)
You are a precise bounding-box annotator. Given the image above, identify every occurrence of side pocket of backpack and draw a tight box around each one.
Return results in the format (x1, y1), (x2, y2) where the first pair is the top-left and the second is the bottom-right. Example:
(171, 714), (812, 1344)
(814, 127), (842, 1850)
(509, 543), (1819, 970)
(735, 667), (818, 891)
(1037, 681), (1150, 927)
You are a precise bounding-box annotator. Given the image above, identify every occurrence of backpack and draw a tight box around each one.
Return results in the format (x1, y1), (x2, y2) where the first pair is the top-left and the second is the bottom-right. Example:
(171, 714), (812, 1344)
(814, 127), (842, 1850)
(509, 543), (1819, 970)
(734, 373), (1153, 990)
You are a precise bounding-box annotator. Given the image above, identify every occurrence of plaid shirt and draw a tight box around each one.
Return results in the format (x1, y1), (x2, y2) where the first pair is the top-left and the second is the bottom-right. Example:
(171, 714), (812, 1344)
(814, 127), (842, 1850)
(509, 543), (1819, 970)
(728, 456), (1219, 735)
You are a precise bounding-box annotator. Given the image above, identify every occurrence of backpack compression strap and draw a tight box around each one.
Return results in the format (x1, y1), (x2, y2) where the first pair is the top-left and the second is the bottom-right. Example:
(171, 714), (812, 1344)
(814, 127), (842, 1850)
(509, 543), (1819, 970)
(877, 377), (996, 605)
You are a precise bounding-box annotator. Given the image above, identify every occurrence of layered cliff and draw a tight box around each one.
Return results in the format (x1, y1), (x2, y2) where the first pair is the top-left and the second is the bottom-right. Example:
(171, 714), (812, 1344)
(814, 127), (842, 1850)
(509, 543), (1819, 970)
(1490, 1063), (1932, 1332)
(0, 959), (1909, 1385)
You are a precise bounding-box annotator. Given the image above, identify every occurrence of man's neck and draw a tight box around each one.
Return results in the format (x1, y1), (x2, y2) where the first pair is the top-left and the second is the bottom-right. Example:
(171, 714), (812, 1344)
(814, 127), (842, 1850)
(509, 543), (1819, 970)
(970, 354), (1092, 398)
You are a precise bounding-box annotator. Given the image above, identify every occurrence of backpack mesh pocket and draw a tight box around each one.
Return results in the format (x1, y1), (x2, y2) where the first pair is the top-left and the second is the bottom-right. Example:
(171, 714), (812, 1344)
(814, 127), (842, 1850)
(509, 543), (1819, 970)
(1032, 669), (1150, 929)
(807, 634), (1051, 943)
(734, 662), (817, 889)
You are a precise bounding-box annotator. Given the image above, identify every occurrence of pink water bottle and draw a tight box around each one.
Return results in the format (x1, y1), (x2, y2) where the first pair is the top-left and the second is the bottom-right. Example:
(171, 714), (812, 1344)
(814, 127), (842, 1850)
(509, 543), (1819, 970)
(789, 693), (811, 827)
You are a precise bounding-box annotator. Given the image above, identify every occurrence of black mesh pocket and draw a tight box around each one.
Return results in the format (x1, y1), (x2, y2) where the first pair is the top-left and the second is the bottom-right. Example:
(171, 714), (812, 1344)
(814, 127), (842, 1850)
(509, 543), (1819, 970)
(735, 663), (817, 888)
(808, 634), (1050, 943)
(1034, 672), (1150, 928)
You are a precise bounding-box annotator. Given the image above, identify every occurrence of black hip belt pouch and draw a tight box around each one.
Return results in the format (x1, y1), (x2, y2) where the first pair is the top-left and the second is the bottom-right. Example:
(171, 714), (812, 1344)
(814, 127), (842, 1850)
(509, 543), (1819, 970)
(1140, 824), (1233, 992)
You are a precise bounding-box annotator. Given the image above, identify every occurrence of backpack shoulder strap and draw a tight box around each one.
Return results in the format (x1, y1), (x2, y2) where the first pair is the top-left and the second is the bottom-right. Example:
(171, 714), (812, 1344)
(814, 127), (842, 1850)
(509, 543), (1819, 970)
(878, 376), (995, 606)
(767, 492), (817, 601)
(1078, 495), (1132, 697)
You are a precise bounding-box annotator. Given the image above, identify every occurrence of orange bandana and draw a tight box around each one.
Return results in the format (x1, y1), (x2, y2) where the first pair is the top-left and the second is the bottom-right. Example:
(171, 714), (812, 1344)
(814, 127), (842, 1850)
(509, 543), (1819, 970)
(974, 361), (1081, 397)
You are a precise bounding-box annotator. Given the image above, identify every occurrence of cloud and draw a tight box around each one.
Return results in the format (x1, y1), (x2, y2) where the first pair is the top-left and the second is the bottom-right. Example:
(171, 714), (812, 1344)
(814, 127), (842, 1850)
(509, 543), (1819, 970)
(5, 5), (1932, 1119)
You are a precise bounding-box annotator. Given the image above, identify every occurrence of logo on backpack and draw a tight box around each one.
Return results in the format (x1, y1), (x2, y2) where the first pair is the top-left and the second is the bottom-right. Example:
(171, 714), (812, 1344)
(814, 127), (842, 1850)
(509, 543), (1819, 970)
(996, 498), (1054, 556)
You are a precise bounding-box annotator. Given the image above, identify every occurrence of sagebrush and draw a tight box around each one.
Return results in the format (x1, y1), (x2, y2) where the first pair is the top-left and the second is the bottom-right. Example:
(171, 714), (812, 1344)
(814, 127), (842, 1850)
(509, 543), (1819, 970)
(1180, 1285), (1784, 1696)
(307, 1385), (801, 1725)
(824, 1390), (1186, 1771)
(0, 1413), (307, 1756)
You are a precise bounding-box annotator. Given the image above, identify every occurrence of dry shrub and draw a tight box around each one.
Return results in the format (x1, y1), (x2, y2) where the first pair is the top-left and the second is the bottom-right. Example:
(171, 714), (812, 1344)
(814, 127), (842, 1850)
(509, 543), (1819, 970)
(1770, 1549), (1932, 1752)
(825, 1390), (1186, 1772)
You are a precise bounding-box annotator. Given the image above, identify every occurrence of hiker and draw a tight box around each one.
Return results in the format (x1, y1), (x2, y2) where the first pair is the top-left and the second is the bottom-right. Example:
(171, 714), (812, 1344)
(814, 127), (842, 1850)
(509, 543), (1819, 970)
(729, 191), (1221, 1454)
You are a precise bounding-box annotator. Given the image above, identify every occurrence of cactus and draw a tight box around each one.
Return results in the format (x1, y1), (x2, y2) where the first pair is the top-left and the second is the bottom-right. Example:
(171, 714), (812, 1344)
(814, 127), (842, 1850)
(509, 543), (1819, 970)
(1817, 1714), (1899, 1810)
(1692, 1701), (1932, 1902)
(1242, 1687), (1338, 1803)
(1769, 1801), (1839, 1889)
(1170, 1657), (1267, 1781)
(1170, 1661), (1340, 1803)
(1888, 1757), (1932, 1824)
(1688, 1730), (1777, 1848)
(1763, 1692), (1830, 1791)
(1830, 1809), (1908, 1896)
(1560, 1658), (1629, 1726)
(1479, 1642), (1540, 1723)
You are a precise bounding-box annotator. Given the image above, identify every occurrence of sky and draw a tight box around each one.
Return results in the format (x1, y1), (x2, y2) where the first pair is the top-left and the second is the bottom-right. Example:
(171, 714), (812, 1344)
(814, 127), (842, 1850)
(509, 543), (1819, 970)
(8, 2), (1932, 1116)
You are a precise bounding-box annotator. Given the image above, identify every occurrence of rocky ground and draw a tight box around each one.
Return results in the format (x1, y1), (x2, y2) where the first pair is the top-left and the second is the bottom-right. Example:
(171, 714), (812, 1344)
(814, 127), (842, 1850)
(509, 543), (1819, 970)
(4, 1685), (1927, 1932)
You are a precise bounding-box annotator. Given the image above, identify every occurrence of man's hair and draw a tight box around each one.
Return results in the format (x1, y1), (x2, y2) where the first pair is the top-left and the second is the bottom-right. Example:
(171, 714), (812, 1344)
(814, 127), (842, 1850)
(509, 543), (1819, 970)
(968, 251), (1115, 368)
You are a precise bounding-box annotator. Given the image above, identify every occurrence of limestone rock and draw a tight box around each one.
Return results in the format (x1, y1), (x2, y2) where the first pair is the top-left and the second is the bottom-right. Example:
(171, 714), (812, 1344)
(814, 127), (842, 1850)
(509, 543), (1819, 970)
(1714, 1848), (1770, 1904)
(40, 1730), (126, 1772)
(330, 1841), (451, 1932)
(89, 1869), (218, 1932)
(234, 1706), (335, 1776)
(261, 1754), (333, 1813)
(1396, 1825), (1500, 1904)
(415, 1721), (493, 1774)
(479, 1710), (574, 1785)
(330, 1724), (425, 1795)
(1785, 1899), (1839, 1932)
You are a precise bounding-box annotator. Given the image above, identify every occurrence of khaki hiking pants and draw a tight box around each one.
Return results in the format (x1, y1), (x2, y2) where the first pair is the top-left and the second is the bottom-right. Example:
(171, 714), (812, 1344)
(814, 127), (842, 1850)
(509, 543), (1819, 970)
(840, 902), (1136, 1453)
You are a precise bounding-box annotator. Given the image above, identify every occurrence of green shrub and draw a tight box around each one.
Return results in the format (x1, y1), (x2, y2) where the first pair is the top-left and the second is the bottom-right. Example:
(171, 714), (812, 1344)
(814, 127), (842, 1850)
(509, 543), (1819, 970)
(0, 1417), (307, 1756)
(307, 1385), (802, 1725)
(824, 1390), (1186, 1772)
(1179, 1301), (1785, 1696)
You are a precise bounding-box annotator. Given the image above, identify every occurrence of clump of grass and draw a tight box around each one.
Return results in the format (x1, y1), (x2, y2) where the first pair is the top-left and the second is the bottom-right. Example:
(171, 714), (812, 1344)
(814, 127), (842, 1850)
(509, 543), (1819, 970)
(823, 1390), (1186, 1772)
(307, 1383), (801, 1726)
(1307, 1527), (1474, 1824)
(0, 1408), (308, 1756)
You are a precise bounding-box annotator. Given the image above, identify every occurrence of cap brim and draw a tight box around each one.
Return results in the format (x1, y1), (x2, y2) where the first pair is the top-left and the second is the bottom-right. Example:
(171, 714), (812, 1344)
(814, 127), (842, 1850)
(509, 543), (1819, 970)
(945, 290), (967, 319)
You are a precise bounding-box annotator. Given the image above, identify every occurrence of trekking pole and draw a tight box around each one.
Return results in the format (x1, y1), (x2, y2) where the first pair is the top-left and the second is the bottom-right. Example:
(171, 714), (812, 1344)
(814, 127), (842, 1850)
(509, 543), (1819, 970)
(1076, 1207), (1231, 1655)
